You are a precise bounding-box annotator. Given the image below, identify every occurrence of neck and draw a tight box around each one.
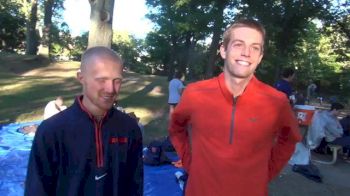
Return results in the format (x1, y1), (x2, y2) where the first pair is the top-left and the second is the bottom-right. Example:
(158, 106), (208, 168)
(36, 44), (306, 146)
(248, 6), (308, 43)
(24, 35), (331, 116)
(224, 72), (252, 97)
(81, 96), (106, 117)
(94, 115), (104, 122)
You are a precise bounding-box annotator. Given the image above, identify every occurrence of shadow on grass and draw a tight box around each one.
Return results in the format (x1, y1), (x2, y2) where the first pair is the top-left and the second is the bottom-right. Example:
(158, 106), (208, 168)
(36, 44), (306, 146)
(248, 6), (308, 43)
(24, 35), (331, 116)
(119, 74), (168, 109)
(0, 68), (171, 144)
(0, 77), (81, 124)
(143, 110), (169, 145)
(118, 76), (170, 145)
(0, 54), (51, 75)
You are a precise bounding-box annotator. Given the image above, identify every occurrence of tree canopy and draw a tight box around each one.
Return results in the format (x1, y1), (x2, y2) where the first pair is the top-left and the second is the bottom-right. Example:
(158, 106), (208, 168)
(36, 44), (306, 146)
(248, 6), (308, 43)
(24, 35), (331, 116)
(0, 0), (349, 100)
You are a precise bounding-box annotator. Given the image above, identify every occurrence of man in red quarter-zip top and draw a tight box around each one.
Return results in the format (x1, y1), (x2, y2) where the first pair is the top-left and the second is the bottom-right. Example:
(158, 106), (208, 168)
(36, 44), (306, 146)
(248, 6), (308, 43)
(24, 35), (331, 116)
(25, 47), (143, 196)
(169, 18), (301, 196)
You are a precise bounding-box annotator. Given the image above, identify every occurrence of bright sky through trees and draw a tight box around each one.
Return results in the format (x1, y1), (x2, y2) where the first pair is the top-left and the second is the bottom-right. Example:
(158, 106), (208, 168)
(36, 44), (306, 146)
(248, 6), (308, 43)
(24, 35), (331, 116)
(63, 0), (153, 38)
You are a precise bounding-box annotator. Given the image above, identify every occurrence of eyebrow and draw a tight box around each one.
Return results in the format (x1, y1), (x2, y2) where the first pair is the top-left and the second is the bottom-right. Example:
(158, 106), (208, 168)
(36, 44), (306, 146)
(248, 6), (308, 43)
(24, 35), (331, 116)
(114, 77), (123, 81)
(95, 76), (123, 80)
(232, 39), (262, 46)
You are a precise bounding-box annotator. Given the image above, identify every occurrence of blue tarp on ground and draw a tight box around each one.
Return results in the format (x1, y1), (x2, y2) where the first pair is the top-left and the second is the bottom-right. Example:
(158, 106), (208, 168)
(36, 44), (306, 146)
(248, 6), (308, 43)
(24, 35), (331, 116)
(0, 122), (183, 196)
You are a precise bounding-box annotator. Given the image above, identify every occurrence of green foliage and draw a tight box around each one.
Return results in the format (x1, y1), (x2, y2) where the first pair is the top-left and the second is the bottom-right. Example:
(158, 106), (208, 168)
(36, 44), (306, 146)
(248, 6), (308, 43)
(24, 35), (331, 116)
(111, 31), (150, 74)
(143, 0), (349, 102)
(69, 32), (88, 61)
(238, 0), (330, 79)
(276, 21), (350, 100)
(0, 0), (26, 51)
(49, 23), (73, 59)
(143, 32), (171, 75)
(145, 0), (222, 78)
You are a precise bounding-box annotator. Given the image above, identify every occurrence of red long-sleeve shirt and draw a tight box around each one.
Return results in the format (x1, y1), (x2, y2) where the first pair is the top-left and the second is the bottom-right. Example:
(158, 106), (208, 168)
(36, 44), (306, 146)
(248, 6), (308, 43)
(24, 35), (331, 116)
(169, 73), (301, 196)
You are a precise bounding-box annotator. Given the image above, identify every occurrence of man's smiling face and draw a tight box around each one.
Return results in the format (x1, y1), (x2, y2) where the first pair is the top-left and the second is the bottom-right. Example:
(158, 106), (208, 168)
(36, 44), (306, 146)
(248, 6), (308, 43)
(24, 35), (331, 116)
(220, 27), (264, 80)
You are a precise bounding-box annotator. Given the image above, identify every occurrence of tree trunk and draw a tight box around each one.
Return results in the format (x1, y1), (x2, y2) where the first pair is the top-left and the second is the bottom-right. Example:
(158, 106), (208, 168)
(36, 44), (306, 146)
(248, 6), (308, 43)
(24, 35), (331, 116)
(181, 31), (196, 79)
(88, 0), (115, 48)
(25, 0), (39, 55)
(167, 35), (179, 81)
(43, 0), (54, 58)
(205, 1), (226, 78)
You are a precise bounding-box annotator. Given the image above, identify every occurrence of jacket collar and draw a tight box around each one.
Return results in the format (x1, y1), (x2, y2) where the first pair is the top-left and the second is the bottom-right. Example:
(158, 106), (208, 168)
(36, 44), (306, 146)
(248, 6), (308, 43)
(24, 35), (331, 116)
(217, 72), (260, 104)
(75, 95), (114, 122)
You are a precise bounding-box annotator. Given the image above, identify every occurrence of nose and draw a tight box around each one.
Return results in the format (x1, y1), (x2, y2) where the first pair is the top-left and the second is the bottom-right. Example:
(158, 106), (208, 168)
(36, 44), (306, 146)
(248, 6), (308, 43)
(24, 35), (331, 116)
(241, 45), (250, 57)
(104, 80), (115, 94)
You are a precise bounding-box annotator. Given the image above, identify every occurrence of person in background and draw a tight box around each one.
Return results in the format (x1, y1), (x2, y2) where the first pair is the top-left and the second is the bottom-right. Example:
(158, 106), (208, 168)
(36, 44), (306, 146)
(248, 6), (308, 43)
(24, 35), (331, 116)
(306, 80), (317, 104)
(25, 47), (143, 196)
(309, 103), (344, 153)
(168, 71), (185, 116)
(331, 115), (350, 162)
(169, 18), (301, 196)
(43, 96), (67, 119)
(274, 67), (296, 104)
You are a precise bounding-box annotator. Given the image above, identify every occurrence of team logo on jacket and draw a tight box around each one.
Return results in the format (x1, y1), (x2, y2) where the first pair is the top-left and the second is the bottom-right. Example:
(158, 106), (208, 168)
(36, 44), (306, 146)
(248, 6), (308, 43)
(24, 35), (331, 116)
(109, 137), (128, 144)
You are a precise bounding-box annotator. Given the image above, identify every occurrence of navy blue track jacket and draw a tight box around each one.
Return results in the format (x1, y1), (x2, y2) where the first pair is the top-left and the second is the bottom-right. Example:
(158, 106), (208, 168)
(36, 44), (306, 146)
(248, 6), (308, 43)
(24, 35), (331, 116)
(25, 96), (143, 196)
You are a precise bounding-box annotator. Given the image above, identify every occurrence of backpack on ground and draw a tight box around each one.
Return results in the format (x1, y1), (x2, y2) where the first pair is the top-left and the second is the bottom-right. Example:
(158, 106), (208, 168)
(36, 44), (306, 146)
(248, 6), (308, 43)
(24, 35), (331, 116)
(143, 137), (178, 166)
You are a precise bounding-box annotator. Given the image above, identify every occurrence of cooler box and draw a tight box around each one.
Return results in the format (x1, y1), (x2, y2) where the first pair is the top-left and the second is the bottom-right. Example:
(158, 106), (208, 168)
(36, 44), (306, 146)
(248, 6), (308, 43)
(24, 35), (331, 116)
(294, 105), (315, 126)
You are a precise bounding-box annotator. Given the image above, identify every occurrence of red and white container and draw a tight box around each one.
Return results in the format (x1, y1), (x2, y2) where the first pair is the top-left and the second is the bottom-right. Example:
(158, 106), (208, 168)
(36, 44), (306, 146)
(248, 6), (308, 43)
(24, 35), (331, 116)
(294, 105), (316, 126)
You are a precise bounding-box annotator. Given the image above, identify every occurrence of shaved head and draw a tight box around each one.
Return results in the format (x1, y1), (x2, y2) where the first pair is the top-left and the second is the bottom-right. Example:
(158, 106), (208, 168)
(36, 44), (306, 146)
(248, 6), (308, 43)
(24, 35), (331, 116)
(77, 46), (124, 116)
(80, 46), (123, 73)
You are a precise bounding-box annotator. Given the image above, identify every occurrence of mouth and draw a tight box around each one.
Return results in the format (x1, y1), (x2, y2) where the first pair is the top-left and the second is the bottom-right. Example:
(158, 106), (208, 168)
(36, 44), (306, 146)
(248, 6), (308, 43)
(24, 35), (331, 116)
(102, 95), (115, 102)
(236, 60), (251, 66)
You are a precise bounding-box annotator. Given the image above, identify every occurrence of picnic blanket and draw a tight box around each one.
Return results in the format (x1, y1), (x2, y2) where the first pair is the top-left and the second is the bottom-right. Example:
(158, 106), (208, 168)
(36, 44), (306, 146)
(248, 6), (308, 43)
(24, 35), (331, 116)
(0, 122), (183, 196)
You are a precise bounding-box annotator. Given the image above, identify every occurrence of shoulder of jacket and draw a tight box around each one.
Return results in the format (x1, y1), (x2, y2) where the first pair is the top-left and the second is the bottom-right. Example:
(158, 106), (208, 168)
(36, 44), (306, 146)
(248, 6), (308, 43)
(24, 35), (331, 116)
(185, 77), (219, 92)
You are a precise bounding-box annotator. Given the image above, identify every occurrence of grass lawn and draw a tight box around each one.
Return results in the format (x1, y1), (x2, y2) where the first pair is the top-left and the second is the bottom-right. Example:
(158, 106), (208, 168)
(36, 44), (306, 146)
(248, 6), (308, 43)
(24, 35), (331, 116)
(0, 53), (170, 144)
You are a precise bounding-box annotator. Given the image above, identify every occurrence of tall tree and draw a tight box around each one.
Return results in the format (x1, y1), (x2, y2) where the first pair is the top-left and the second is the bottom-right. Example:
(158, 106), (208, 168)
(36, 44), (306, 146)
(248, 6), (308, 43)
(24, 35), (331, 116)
(146, 0), (215, 79)
(25, 0), (39, 55)
(40, 0), (64, 57)
(0, 0), (26, 51)
(321, 0), (349, 41)
(239, 0), (333, 81)
(88, 0), (115, 48)
(43, 0), (54, 57)
(112, 31), (144, 71)
(205, 0), (232, 77)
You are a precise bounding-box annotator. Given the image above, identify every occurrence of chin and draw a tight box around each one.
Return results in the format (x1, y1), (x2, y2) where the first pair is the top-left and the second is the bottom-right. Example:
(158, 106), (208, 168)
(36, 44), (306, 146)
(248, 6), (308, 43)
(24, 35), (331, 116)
(231, 72), (252, 79)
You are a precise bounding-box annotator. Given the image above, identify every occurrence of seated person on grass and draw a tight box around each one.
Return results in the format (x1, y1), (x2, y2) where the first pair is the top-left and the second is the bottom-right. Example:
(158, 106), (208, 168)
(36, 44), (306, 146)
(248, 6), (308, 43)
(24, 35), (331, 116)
(43, 96), (67, 119)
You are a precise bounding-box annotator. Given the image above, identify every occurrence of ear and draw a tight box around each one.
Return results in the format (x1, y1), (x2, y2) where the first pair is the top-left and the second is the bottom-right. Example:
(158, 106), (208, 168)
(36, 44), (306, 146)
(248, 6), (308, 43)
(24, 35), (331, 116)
(77, 69), (83, 84)
(257, 53), (264, 64)
(219, 44), (227, 60)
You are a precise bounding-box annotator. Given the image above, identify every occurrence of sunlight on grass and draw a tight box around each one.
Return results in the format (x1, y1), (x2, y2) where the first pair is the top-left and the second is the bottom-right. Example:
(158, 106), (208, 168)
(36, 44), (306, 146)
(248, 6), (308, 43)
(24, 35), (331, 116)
(147, 85), (165, 97)
(123, 107), (154, 124)
(22, 62), (80, 77)
(0, 57), (171, 143)
(0, 83), (24, 91)
(16, 110), (43, 122)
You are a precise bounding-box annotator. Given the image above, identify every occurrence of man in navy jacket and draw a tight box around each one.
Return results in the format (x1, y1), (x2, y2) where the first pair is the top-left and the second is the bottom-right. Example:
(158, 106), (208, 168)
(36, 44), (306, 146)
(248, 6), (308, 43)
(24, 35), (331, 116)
(25, 47), (143, 196)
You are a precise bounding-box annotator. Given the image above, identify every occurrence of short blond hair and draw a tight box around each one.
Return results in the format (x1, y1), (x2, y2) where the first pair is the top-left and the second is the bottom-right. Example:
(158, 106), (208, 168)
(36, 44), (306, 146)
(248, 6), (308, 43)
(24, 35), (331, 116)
(222, 18), (266, 51)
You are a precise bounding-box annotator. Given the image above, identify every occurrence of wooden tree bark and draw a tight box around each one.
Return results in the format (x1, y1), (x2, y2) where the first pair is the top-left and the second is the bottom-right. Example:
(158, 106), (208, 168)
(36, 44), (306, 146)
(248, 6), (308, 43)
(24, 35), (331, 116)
(205, 1), (226, 78)
(43, 0), (54, 57)
(88, 0), (115, 48)
(25, 0), (39, 55)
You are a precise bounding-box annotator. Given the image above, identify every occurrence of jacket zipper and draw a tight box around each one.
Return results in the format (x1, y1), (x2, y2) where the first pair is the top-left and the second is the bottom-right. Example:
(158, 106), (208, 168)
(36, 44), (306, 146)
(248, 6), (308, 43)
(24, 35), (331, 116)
(229, 96), (238, 144)
(94, 119), (104, 168)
